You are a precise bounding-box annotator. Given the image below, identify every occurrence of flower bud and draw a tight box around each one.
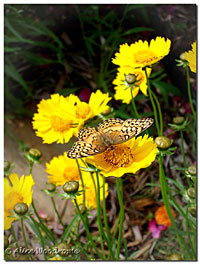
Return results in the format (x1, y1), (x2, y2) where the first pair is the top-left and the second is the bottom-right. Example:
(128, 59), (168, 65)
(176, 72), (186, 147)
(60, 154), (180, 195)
(14, 202), (28, 216)
(188, 165), (196, 176)
(125, 74), (137, 84)
(46, 183), (56, 192)
(63, 181), (79, 194)
(189, 206), (196, 217)
(102, 107), (112, 115)
(75, 203), (86, 215)
(179, 53), (186, 60)
(4, 161), (10, 172)
(155, 136), (172, 149)
(57, 242), (69, 257)
(29, 148), (42, 160)
(167, 253), (182, 260)
(4, 235), (9, 249)
(173, 116), (184, 124)
(187, 188), (196, 199)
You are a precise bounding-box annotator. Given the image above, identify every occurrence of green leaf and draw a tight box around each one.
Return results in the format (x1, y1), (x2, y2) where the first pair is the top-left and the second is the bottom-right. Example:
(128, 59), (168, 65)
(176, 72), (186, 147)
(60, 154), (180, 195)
(61, 214), (80, 242)
(122, 27), (154, 36)
(22, 51), (55, 66)
(153, 80), (181, 97)
(5, 60), (32, 96)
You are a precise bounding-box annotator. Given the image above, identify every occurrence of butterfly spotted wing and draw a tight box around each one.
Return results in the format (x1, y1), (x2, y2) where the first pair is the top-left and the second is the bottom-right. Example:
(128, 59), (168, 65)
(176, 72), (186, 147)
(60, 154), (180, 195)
(113, 117), (154, 144)
(67, 127), (106, 159)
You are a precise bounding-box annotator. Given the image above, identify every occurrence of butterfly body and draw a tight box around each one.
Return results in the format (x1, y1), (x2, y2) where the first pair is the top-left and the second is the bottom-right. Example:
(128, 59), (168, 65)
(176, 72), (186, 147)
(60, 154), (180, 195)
(67, 117), (154, 159)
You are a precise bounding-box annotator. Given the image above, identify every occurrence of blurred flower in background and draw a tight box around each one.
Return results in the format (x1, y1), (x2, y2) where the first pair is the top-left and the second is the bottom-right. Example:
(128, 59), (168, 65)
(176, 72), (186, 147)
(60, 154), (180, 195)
(185, 41), (196, 73)
(4, 173), (35, 230)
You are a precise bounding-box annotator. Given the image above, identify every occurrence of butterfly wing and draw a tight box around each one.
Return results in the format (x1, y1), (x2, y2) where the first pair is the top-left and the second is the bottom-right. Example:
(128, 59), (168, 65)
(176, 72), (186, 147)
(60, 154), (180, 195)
(97, 118), (124, 143)
(113, 117), (154, 144)
(67, 127), (106, 159)
(67, 141), (106, 159)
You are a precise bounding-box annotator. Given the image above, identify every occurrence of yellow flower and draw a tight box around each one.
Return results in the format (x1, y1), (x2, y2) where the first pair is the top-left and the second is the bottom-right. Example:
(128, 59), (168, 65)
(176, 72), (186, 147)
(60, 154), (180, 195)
(74, 172), (109, 209)
(113, 66), (151, 104)
(86, 135), (158, 177)
(66, 90), (112, 131)
(50, 256), (62, 260)
(32, 94), (79, 144)
(185, 41), (196, 73)
(46, 152), (81, 186)
(4, 173), (35, 230)
(33, 91), (111, 143)
(112, 36), (171, 69)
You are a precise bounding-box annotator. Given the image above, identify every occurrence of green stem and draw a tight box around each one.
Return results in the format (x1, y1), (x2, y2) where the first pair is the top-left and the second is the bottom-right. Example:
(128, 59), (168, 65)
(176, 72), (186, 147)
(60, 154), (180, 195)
(159, 155), (192, 259)
(180, 130), (191, 187)
(95, 171), (106, 259)
(20, 217), (34, 260)
(102, 176), (114, 260)
(186, 204), (196, 259)
(186, 66), (196, 123)
(11, 225), (20, 249)
(76, 159), (85, 205)
(73, 198), (102, 259)
(116, 178), (124, 260)
(28, 214), (48, 260)
(130, 88), (140, 118)
(31, 200), (56, 243)
(29, 162), (33, 174)
(151, 90), (163, 135)
(51, 196), (65, 229)
(145, 67), (160, 136)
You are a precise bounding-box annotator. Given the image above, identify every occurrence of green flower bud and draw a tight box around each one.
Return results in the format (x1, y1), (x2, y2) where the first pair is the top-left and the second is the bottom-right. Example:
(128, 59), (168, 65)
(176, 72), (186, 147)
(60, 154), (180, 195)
(155, 136), (172, 149)
(14, 202), (28, 216)
(46, 183), (56, 192)
(173, 116), (185, 124)
(41, 230), (47, 238)
(187, 188), (196, 199)
(4, 235), (9, 249)
(189, 206), (196, 217)
(125, 74), (137, 84)
(4, 161), (10, 172)
(63, 181), (79, 194)
(102, 107), (112, 115)
(29, 148), (42, 160)
(188, 165), (196, 176)
(75, 204), (87, 215)
(167, 253), (182, 260)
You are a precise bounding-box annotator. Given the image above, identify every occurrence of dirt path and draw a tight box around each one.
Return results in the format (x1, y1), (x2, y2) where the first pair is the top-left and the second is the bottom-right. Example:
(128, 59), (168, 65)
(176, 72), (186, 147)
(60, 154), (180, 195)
(4, 117), (75, 224)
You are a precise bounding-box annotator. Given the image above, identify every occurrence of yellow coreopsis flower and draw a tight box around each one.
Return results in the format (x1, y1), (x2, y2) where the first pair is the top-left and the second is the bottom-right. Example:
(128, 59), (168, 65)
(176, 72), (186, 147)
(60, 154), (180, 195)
(113, 66), (151, 104)
(4, 173), (35, 230)
(185, 41), (196, 73)
(46, 152), (81, 186)
(65, 90), (112, 131)
(112, 36), (171, 69)
(32, 94), (79, 144)
(33, 91), (111, 144)
(86, 134), (158, 177)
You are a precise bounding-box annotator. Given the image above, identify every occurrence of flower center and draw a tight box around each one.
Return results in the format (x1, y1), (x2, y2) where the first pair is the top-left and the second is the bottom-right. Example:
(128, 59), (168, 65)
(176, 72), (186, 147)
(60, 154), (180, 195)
(51, 115), (74, 132)
(134, 50), (157, 64)
(103, 145), (134, 167)
(75, 103), (91, 119)
(63, 167), (80, 182)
